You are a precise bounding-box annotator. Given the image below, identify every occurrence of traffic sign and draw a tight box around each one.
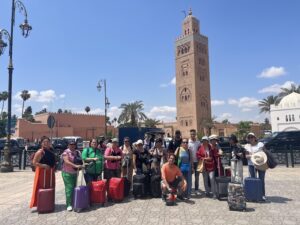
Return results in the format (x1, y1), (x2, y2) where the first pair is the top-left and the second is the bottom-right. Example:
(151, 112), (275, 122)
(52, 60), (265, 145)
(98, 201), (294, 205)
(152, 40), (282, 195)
(47, 115), (55, 129)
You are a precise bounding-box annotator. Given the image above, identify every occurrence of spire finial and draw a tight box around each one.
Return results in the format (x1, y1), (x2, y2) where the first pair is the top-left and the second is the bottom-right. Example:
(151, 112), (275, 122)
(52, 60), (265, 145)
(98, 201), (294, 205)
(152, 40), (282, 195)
(188, 8), (192, 15)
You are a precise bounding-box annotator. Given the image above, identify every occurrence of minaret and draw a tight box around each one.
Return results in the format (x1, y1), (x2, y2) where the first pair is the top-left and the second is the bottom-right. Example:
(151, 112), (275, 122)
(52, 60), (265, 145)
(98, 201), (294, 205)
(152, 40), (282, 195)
(175, 9), (211, 137)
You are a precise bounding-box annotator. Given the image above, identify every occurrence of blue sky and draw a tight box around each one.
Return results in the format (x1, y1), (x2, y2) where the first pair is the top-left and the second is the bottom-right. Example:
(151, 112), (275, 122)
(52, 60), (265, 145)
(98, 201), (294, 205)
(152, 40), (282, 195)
(0, 0), (299, 124)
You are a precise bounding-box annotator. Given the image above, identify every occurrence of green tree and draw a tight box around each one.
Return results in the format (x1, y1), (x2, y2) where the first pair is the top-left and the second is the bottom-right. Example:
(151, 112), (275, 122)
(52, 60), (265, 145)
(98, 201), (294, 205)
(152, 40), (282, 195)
(57, 108), (63, 113)
(200, 116), (216, 136)
(279, 84), (300, 99)
(0, 91), (8, 119)
(85, 106), (91, 114)
(23, 106), (35, 122)
(118, 100), (147, 127)
(222, 119), (230, 124)
(236, 121), (252, 140)
(258, 95), (279, 114)
(20, 90), (31, 117)
(144, 118), (161, 128)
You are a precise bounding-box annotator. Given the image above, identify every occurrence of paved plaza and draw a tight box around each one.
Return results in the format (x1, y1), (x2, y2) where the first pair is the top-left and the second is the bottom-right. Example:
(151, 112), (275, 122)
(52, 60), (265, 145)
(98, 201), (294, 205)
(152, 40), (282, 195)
(0, 166), (299, 225)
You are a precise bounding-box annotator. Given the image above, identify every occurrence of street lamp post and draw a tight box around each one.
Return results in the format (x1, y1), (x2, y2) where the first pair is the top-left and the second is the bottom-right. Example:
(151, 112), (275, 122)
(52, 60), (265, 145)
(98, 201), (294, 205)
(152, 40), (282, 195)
(0, 0), (32, 173)
(97, 80), (110, 138)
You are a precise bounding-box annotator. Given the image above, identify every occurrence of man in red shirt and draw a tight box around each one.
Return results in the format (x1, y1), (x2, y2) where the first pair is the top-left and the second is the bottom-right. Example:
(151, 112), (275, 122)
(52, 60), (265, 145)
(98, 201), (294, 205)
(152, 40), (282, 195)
(161, 154), (187, 200)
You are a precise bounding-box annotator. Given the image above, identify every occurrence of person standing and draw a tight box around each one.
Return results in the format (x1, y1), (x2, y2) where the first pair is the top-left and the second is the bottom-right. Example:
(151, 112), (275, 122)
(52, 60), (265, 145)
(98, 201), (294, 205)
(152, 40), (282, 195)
(168, 130), (182, 153)
(229, 134), (245, 183)
(82, 139), (103, 184)
(30, 136), (56, 208)
(104, 138), (123, 181)
(244, 132), (267, 201)
(175, 138), (193, 199)
(188, 129), (201, 194)
(120, 137), (133, 184)
(61, 141), (83, 211)
(149, 138), (167, 174)
(197, 136), (217, 199)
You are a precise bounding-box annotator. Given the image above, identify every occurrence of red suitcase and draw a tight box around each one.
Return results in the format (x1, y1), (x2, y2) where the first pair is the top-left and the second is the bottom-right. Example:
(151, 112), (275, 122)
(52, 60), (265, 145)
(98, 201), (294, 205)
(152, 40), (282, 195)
(108, 177), (124, 202)
(37, 169), (55, 213)
(90, 179), (107, 206)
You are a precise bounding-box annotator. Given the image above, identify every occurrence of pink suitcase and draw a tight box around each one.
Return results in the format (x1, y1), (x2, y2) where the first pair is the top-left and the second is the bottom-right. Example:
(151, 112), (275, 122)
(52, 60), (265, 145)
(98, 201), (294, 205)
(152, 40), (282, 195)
(37, 169), (55, 213)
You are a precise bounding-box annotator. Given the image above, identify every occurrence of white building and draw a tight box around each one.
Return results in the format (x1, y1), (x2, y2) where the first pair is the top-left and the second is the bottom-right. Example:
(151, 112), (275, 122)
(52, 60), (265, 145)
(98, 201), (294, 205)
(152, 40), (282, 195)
(270, 92), (300, 132)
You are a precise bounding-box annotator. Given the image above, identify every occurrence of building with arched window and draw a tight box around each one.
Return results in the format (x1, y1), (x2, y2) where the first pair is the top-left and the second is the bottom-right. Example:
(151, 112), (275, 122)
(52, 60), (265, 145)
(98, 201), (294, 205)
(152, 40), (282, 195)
(270, 92), (300, 132)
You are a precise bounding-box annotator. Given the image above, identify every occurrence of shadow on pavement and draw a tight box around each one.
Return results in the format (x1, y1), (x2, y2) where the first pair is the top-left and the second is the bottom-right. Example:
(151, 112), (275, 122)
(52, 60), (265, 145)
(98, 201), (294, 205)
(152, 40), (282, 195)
(266, 196), (292, 204)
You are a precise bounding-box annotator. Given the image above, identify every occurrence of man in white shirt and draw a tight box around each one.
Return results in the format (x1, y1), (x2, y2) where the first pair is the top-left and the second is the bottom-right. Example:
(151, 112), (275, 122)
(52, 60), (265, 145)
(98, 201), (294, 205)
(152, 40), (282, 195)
(188, 129), (201, 194)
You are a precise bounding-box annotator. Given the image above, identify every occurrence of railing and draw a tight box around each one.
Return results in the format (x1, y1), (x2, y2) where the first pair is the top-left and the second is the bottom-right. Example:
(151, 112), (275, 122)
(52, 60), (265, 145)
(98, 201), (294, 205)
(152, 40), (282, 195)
(1, 145), (299, 170)
(0, 149), (61, 170)
(217, 145), (300, 168)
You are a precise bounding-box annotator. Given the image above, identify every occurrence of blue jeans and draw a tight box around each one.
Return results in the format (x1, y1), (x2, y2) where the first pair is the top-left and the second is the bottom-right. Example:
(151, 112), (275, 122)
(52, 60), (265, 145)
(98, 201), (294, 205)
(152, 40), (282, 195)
(248, 165), (266, 196)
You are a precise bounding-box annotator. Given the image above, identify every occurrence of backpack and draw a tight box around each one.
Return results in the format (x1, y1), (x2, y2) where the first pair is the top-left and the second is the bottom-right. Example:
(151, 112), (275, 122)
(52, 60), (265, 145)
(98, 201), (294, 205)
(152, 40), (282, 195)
(58, 150), (82, 171)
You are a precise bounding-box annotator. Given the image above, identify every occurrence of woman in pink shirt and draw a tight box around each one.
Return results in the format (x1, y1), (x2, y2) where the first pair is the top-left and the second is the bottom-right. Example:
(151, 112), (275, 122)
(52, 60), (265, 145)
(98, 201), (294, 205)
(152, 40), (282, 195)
(104, 138), (123, 181)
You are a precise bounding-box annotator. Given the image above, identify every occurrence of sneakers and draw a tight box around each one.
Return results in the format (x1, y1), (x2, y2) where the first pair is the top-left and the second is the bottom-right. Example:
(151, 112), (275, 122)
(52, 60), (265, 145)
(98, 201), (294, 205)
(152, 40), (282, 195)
(67, 206), (73, 211)
(262, 196), (267, 201)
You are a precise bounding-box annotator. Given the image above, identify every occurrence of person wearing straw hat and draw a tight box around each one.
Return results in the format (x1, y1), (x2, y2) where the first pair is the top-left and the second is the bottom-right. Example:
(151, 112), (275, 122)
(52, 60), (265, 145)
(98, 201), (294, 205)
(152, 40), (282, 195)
(244, 132), (267, 201)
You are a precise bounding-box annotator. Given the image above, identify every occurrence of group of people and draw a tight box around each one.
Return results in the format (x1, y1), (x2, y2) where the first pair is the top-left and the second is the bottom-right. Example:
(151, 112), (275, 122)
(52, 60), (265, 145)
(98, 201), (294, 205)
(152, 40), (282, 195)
(29, 129), (268, 212)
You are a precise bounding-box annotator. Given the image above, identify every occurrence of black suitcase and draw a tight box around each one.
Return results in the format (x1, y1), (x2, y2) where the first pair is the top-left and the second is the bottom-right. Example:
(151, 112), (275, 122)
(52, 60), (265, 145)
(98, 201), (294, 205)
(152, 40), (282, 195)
(133, 174), (146, 198)
(215, 158), (231, 200)
(150, 175), (161, 198)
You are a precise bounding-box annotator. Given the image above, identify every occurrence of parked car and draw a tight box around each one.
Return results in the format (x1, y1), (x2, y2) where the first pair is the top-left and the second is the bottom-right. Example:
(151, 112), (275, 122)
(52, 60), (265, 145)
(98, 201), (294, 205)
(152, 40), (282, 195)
(63, 136), (83, 150)
(264, 131), (300, 150)
(51, 138), (68, 153)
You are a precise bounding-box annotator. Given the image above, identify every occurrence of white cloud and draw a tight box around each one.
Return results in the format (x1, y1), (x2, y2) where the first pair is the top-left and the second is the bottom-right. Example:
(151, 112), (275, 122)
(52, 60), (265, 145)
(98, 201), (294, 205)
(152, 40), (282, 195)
(41, 105), (49, 109)
(14, 89), (58, 103)
(227, 97), (259, 108)
(216, 113), (233, 121)
(107, 106), (122, 120)
(59, 94), (66, 99)
(171, 77), (176, 85)
(241, 108), (252, 112)
(147, 106), (176, 122)
(211, 100), (225, 106)
(13, 104), (22, 114)
(258, 81), (296, 94)
(160, 77), (176, 88)
(257, 66), (286, 78)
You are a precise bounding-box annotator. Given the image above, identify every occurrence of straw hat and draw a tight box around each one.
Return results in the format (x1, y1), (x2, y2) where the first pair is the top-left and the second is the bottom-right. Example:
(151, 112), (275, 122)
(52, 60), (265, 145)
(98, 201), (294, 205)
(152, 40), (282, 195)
(251, 151), (268, 171)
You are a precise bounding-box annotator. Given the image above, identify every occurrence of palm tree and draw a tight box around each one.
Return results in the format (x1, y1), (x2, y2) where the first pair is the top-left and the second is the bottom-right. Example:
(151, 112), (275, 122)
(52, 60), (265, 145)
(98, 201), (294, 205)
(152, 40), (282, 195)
(85, 106), (91, 114)
(118, 100), (148, 127)
(200, 116), (216, 136)
(0, 91), (8, 119)
(144, 118), (161, 128)
(278, 84), (300, 99)
(20, 90), (31, 117)
(258, 95), (279, 114)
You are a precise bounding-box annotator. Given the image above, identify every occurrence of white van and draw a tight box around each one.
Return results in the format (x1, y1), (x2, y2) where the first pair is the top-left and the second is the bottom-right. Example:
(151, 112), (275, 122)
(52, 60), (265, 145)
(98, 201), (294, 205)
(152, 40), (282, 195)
(62, 136), (84, 150)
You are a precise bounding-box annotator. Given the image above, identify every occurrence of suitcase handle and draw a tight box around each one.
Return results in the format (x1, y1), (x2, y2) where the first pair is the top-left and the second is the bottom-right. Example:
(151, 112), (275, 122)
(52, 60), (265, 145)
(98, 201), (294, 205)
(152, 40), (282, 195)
(43, 168), (53, 188)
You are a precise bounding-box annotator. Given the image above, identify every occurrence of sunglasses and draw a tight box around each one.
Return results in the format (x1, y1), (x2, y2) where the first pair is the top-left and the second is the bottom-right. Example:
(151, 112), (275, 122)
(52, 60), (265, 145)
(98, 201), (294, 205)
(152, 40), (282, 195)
(182, 141), (188, 144)
(124, 140), (129, 143)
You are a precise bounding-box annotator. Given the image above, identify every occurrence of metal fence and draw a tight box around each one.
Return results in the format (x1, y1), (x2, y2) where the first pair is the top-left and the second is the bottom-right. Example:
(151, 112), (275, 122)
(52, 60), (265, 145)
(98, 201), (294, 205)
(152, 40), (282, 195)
(1, 145), (300, 170)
